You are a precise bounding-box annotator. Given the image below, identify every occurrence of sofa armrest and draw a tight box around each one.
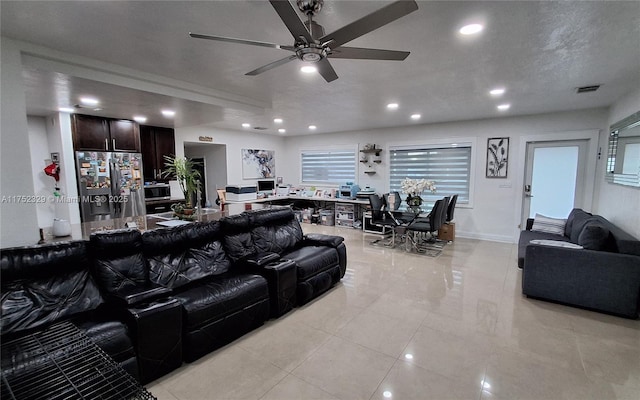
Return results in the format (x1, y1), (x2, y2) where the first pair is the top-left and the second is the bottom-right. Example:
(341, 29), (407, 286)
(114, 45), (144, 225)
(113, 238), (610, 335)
(237, 252), (281, 268)
(523, 244), (640, 318)
(107, 284), (171, 307)
(526, 218), (535, 231)
(303, 234), (344, 248)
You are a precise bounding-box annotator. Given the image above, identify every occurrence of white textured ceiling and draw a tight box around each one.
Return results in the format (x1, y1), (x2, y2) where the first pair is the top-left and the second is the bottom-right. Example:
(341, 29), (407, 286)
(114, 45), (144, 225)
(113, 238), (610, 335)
(2, 1), (639, 135)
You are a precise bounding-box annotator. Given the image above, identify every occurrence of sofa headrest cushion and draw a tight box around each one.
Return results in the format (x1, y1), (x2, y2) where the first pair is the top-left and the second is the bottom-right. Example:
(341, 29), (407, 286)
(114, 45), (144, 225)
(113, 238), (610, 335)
(249, 208), (295, 226)
(1, 241), (88, 281)
(220, 213), (251, 234)
(564, 208), (591, 238)
(90, 229), (142, 258)
(143, 221), (223, 254)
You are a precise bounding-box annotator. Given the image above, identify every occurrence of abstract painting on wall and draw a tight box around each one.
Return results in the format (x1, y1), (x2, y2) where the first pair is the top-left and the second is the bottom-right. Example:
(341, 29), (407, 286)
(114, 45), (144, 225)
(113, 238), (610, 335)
(242, 149), (275, 179)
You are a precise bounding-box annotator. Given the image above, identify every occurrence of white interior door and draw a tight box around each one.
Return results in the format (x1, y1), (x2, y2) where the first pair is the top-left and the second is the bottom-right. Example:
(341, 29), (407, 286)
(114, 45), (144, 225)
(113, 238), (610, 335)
(523, 140), (588, 224)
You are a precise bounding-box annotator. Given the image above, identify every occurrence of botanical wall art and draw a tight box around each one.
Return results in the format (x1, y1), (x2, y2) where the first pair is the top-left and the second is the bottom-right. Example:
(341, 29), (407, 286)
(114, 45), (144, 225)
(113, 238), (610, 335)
(486, 137), (509, 178)
(242, 149), (275, 179)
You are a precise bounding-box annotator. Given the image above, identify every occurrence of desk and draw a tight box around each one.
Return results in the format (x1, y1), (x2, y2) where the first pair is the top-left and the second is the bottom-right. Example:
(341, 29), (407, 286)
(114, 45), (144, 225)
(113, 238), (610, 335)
(226, 196), (370, 228)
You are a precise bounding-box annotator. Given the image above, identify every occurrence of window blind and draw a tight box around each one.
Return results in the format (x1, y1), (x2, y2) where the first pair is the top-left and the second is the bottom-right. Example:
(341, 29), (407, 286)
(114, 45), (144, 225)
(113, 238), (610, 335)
(301, 150), (356, 183)
(389, 146), (472, 207)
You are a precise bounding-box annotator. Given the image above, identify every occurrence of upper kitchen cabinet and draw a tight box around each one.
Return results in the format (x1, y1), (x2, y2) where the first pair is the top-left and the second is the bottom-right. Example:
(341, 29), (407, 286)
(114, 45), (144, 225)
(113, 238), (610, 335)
(72, 114), (140, 152)
(140, 125), (175, 182)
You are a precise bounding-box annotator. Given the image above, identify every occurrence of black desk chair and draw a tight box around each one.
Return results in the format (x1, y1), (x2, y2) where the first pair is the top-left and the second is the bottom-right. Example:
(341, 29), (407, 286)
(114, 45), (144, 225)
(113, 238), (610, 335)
(384, 191), (402, 211)
(369, 194), (400, 247)
(405, 199), (445, 253)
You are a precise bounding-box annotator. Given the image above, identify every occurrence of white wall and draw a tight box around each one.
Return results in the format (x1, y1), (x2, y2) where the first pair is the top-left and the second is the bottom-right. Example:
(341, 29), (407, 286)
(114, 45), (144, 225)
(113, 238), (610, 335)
(27, 116), (56, 228)
(282, 109), (609, 243)
(1, 38), (39, 247)
(175, 126), (285, 187)
(594, 87), (640, 238)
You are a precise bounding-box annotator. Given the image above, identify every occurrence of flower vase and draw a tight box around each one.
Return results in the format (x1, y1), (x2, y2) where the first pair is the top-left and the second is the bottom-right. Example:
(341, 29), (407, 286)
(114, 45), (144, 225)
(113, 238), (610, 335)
(406, 195), (423, 213)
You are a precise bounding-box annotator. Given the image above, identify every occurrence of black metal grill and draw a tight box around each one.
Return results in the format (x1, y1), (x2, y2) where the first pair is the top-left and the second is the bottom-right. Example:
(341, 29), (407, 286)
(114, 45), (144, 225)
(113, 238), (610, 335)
(1, 322), (156, 400)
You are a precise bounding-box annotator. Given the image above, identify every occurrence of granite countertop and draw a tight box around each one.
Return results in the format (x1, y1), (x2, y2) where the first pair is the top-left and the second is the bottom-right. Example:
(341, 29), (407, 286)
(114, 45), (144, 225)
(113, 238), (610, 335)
(43, 208), (226, 243)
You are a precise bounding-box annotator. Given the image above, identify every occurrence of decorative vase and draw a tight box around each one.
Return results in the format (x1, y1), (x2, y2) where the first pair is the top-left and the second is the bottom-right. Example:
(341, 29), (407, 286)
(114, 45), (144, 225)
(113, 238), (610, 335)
(52, 219), (71, 237)
(406, 195), (423, 213)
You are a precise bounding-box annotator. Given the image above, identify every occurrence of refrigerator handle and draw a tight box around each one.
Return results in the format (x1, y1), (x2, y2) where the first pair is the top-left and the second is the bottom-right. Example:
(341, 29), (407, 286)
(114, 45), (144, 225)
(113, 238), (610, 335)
(104, 138), (109, 150)
(112, 139), (116, 150)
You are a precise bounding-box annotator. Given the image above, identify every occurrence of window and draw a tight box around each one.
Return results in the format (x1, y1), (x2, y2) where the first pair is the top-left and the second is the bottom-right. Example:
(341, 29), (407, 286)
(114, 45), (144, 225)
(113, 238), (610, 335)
(389, 144), (472, 208)
(301, 149), (356, 183)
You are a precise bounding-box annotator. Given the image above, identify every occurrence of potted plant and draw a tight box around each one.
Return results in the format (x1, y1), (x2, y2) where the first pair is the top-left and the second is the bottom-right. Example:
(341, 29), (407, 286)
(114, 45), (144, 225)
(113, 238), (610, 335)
(162, 155), (201, 216)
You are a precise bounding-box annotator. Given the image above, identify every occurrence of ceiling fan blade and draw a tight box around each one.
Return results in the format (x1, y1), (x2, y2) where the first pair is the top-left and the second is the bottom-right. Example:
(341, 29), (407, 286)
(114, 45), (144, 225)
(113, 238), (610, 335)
(269, 0), (314, 43)
(245, 55), (298, 76)
(320, 0), (418, 49)
(316, 58), (338, 82)
(189, 32), (294, 51)
(329, 46), (409, 61)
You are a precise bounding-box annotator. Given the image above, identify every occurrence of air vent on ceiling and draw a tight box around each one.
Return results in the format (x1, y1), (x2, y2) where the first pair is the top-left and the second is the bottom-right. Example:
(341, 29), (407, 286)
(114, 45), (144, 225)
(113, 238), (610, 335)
(253, 126), (268, 130)
(576, 85), (600, 93)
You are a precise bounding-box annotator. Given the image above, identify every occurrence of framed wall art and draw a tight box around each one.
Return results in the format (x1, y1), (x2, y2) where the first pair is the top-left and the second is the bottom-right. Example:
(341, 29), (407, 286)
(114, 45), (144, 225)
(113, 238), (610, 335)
(486, 137), (509, 178)
(242, 149), (275, 179)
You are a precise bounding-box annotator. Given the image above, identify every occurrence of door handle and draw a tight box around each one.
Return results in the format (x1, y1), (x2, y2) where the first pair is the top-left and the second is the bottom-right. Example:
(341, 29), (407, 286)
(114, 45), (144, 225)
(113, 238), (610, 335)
(112, 139), (116, 150)
(525, 194), (534, 198)
(104, 138), (109, 150)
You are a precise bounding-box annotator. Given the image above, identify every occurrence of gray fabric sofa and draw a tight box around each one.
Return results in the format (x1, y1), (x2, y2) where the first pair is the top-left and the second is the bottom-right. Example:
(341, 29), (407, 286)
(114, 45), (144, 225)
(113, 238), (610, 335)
(518, 208), (640, 318)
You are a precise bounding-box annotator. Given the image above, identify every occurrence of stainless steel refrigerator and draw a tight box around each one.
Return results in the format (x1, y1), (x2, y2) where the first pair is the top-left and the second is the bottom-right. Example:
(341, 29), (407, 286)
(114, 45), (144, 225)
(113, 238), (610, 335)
(75, 151), (146, 222)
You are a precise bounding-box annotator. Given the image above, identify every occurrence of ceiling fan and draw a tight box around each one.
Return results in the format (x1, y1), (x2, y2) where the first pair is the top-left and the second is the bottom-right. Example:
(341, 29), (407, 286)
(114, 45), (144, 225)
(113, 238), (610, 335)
(189, 0), (418, 82)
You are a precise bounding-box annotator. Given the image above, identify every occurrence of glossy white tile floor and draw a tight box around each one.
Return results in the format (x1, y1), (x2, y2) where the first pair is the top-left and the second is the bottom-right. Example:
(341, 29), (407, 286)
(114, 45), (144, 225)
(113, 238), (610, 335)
(147, 225), (640, 400)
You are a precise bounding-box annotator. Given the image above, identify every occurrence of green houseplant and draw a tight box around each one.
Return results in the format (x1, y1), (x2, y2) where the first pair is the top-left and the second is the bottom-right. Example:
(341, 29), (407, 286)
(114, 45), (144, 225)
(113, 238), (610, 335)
(162, 155), (201, 213)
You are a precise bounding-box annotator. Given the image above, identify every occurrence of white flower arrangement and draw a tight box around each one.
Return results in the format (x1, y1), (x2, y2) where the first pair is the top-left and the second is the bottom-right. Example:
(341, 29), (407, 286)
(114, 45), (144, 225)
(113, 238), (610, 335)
(400, 177), (436, 196)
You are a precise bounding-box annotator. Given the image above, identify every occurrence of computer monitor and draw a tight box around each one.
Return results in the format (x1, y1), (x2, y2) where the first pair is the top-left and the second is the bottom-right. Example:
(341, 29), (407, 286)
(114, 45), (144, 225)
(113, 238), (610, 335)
(257, 179), (275, 193)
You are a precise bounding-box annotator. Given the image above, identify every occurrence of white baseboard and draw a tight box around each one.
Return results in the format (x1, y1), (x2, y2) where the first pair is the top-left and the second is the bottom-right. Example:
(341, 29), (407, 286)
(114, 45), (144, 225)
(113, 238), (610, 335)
(456, 230), (516, 244)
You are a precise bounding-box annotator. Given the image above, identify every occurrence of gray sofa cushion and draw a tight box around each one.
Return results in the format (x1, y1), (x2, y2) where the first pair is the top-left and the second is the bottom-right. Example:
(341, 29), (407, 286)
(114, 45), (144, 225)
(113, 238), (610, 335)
(517, 229), (571, 268)
(569, 212), (595, 243)
(578, 222), (610, 250)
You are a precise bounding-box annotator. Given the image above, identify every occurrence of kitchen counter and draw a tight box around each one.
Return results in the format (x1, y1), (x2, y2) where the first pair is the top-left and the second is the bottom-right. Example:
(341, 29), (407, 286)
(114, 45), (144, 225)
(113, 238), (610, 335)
(42, 208), (226, 243)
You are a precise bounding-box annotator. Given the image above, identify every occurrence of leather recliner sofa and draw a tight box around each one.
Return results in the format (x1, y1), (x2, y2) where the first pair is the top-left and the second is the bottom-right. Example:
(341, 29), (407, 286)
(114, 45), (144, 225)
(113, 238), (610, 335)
(0, 241), (141, 380)
(1, 207), (347, 385)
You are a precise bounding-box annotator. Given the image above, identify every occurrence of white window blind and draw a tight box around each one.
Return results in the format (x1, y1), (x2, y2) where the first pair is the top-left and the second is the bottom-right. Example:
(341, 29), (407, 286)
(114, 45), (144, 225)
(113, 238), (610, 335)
(389, 146), (472, 207)
(301, 150), (356, 183)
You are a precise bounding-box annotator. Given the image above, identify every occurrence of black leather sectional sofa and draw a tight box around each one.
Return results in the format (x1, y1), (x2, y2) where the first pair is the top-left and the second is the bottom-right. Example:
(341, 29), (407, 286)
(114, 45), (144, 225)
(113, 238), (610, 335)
(1, 207), (346, 385)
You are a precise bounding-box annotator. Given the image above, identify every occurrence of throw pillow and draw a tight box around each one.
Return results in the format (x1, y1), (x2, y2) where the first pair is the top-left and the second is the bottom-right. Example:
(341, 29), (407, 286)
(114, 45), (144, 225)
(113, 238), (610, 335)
(578, 223), (610, 250)
(531, 214), (567, 235)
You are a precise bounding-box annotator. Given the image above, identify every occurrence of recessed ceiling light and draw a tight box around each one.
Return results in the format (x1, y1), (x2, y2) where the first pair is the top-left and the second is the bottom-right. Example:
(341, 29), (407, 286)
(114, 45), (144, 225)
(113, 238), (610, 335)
(410, 114), (421, 120)
(383, 391), (393, 398)
(459, 23), (484, 35)
(133, 116), (147, 123)
(386, 103), (399, 110)
(242, 123), (251, 128)
(79, 97), (99, 106)
(300, 65), (317, 73)
(274, 118), (283, 123)
(404, 353), (414, 360)
(278, 128), (286, 134)
(162, 110), (175, 117)
(490, 88), (506, 96)
(308, 125), (317, 130)
(58, 107), (75, 113)
(497, 103), (511, 111)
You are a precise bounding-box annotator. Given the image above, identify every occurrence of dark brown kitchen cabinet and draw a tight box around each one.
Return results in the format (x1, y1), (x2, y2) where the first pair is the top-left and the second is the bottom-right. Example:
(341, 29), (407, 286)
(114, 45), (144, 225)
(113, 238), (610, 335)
(140, 125), (175, 182)
(72, 114), (140, 152)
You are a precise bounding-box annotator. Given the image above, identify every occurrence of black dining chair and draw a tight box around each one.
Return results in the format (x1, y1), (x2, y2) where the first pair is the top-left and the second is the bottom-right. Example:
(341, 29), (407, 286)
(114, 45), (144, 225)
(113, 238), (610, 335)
(446, 194), (458, 223)
(383, 191), (402, 211)
(405, 199), (445, 253)
(368, 194), (399, 247)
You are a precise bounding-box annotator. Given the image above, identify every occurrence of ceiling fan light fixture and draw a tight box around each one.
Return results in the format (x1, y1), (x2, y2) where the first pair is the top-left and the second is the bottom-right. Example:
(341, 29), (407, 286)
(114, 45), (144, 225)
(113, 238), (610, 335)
(301, 65), (317, 73)
(459, 23), (483, 35)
